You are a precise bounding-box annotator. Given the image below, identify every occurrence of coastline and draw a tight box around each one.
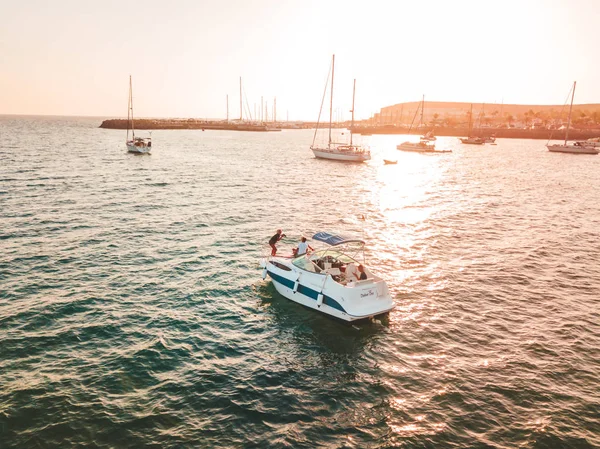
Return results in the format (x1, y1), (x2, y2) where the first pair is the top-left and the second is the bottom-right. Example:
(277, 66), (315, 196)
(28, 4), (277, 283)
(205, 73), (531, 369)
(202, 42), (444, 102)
(350, 125), (600, 140)
(99, 119), (600, 140)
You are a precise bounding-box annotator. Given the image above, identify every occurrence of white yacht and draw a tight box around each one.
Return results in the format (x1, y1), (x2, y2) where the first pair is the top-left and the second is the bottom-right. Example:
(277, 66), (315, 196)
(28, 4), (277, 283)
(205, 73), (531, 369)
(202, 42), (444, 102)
(547, 82), (599, 155)
(310, 55), (371, 163)
(126, 76), (152, 154)
(260, 232), (395, 322)
(397, 139), (437, 153)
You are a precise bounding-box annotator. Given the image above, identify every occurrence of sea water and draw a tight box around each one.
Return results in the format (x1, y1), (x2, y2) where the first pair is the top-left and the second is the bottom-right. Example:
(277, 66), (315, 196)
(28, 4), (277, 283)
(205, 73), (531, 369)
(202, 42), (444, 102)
(1, 115), (599, 448)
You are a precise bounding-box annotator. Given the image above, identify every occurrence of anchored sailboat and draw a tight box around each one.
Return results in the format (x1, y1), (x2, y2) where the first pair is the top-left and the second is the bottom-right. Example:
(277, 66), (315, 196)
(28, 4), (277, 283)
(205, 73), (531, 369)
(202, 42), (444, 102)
(310, 55), (371, 162)
(126, 76), (151, 154)
(459, 104), (485, 145)
(547, 82), (599, 155)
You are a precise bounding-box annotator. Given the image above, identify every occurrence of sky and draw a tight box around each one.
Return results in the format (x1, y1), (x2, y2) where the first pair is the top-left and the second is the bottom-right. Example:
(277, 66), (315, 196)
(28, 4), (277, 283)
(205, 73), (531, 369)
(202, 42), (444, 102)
(1, 0), (599, 120)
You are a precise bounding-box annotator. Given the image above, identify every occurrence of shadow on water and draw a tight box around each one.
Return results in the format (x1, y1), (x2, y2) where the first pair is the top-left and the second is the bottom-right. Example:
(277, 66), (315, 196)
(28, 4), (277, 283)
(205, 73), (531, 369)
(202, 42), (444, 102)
(253, 280), (389, 357)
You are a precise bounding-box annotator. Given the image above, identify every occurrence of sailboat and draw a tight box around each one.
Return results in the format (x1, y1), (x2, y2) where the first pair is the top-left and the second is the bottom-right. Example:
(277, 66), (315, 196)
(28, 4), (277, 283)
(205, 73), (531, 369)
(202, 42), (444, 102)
(310, 55), (371, 162)
(477, 104), (496, 143)
(397, 95), (437, 152)
(547, 82), (599, 155)
(419, 96), (436, 141)
(126, 76), (152, 154)
(459, 104), (485, 145)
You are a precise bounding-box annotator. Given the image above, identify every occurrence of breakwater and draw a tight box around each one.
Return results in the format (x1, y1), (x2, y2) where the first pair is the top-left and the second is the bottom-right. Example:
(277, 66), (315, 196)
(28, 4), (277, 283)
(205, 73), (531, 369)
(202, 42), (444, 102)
(99, 119), (329, 131)
(99, 119), (600, 140)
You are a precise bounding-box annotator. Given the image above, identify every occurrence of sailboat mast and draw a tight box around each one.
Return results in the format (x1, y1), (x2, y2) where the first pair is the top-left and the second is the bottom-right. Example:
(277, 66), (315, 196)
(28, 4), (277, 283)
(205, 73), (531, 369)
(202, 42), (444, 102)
(468, 104), (473, 136)
(565, 81), (576, 144)
(239, 77), (243, 121)
(328, 54), (335, 148)
(126, 76), (131, 142)
(420, 94), (424, 127)
(129, 76), (135, 140)
(226, 94), (229, 122)
(350, 78), (356, 146)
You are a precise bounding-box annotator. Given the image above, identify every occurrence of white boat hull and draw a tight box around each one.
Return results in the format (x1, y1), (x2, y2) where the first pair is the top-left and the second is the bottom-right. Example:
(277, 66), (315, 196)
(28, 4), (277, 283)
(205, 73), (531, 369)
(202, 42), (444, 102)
(261, 257), (394, 322)
(126, 142), (151, 154)
(459, 137), (485, 145)
(396, 141), (436, 152)
(311, 146), (371, 162)
(547, 144), (599, 155)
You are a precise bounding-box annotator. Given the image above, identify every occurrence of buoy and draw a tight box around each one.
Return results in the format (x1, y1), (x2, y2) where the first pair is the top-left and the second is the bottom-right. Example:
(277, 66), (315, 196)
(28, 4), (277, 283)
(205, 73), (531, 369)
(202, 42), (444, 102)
(292, 281), (299, 293)
(261, 268), (267, 280)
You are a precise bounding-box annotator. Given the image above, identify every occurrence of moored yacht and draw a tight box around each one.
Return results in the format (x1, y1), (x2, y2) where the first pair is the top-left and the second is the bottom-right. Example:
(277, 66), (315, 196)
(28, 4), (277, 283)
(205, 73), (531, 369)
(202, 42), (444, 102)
(547, 82), (599, 155)
(126, 76), (152, 154)
(397, 139), (437, 152)
(310, 55), (371, 163)
(459, 136), (485, 145)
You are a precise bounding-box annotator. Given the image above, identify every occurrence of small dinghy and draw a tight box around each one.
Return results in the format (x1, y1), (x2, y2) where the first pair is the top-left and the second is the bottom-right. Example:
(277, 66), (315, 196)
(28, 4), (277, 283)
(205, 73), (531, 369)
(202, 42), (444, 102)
(383, 159), (397, 165)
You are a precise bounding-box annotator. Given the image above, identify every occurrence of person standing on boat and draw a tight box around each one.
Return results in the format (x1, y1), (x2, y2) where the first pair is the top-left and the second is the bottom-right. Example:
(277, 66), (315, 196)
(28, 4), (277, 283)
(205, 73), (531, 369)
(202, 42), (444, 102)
(296, 237), (313, 256)
(268, 229), (286, 256)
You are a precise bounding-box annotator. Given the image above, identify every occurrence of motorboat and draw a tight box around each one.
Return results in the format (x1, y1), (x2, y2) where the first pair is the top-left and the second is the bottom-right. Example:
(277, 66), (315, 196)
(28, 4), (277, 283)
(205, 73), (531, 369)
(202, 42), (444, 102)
(126, 76), (152, 154)
(383, 159), (397, 165)
(259, 232), (395, 322)
(459, 136), (485, 145)
(395, 95), (447, 153)
(310, 55), (371, 163)
(397, 140), (437, 152)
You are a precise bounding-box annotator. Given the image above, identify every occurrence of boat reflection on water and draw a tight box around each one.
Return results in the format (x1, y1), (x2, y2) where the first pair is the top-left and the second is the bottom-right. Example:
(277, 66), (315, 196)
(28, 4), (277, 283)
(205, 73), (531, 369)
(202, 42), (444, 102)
(255, 280), (390, 355)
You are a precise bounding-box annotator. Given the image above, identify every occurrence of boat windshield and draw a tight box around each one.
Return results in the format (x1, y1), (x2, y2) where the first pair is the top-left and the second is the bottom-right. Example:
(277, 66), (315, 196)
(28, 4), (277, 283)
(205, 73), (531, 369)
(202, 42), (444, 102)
(309, 249), (358, 265)
(292, 255), (321, 273)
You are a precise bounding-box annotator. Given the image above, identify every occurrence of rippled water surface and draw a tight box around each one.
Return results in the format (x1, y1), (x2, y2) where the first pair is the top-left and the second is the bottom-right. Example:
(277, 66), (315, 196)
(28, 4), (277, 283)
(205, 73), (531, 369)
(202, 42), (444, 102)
(1, 115), (599, 448)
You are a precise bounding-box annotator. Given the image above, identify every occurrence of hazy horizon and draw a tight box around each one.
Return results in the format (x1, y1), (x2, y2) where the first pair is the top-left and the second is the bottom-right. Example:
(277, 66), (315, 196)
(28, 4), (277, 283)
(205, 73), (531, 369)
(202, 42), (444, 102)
(2, 0), (599, 121)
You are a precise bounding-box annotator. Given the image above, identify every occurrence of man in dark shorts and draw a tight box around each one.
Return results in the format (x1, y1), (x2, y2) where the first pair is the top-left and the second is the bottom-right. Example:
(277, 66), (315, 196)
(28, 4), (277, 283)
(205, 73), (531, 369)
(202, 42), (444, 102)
(269, 229), (286, 256)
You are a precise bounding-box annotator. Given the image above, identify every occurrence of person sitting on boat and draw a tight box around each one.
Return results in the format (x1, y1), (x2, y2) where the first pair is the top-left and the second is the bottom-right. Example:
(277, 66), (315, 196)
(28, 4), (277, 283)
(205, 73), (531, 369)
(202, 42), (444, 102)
(357, 264), (367, 280)
(344, 263), (359, 284)
(268, 229), (286, 256)
(296, 237), (313, 256)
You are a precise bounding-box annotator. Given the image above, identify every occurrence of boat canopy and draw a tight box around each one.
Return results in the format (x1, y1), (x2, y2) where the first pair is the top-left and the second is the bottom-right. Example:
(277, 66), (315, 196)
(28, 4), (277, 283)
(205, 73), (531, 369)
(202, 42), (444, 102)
(312, 232), (365, 246)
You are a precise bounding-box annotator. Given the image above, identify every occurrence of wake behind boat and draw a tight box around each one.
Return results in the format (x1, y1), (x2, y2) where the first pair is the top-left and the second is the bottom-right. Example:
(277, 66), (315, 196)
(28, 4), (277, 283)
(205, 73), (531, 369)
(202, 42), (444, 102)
(310, 55), (371, 163)
(126, 76), (151, 154)
(259, 232), (394, 322)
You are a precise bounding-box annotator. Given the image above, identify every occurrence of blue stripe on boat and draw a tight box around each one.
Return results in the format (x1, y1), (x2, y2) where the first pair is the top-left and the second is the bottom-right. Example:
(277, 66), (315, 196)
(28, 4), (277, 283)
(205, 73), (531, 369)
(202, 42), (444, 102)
(267, 270), (346, 313)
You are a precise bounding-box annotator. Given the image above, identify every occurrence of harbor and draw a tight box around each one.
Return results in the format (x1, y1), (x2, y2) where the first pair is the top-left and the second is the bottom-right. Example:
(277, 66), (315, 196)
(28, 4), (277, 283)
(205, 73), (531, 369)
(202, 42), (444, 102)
(99, 118), (600, 140)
